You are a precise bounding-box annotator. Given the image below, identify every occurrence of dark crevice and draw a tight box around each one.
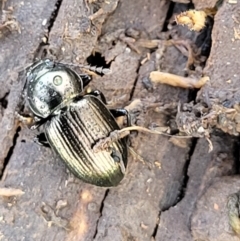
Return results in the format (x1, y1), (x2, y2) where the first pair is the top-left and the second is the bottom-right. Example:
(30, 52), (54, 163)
(33, 0), (63, 60)
(129, 62), (141, 101)
(47, 0), (62, 33)
(87, 52), (111, 69)
(160, 138), (198, 212)
(233, 138), (240, 174)
(177, 138), (198, 203)
(186, 9), (213, 103)
(151, 0), (215, 224)
(0, 91), (9, 109)
(162, 1), (175, 32)
(86, 52), (112, 76)
(93, 189), (110, 239)
(151, 211), (161, 239)
(188, 89), (198, 103)
(196, 16), (214, 58)
(148, 0), (212, 213)
(0, 127), (21, 179)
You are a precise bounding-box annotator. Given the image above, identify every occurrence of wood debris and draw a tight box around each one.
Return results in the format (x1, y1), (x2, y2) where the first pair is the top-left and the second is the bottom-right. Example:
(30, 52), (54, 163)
(149, 71), (209, 89)
(175, 10), (207, 32)
(0, 6), (21, 36)
(0, 187), (24, 197)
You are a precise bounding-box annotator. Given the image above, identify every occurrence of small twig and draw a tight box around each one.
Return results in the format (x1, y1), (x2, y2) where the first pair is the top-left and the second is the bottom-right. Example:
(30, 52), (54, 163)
(0, 188), (24, 197)
(150, 71), (209, 89)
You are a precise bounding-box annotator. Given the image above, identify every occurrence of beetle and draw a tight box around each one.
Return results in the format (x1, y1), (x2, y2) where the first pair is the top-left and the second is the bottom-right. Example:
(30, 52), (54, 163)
(19, 59), (130, 187)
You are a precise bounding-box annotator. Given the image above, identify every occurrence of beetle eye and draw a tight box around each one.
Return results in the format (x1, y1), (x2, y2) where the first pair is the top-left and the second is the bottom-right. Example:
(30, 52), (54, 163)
(53, 75), (63, 86)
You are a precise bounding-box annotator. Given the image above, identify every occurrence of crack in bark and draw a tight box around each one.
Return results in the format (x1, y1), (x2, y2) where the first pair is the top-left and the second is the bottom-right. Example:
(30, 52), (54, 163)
(151, 211), (161, 240)
(47, 0), (63, 33)
(148, 1), (205, 237)
(129, 62), (141, 101)
(93, 189), (110, 240)
(177, 138), (198, 203)
(150, 139), (198, 240)
(0, 127), (21, 179)
(33, 0), (63, 60)
(233, 138), (240, 174)
(162, 1), (175, 32)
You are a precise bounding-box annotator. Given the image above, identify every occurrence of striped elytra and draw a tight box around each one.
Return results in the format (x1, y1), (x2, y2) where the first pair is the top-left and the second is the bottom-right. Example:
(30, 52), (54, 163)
(44, 95), (128, 187)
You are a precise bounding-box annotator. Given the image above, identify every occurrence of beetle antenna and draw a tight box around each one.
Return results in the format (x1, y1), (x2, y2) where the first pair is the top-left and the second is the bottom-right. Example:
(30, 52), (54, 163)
(17, 59), (112, 75)
(78, 65), (112, 75)
(58, 61), (112, 75)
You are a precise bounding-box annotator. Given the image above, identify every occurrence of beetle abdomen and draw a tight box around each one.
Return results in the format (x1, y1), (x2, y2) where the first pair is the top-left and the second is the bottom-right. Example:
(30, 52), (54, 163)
(45, 95), (128, 187)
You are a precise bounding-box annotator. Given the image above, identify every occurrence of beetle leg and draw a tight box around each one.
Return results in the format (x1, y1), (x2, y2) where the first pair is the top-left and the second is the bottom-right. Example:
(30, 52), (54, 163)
(86, 90), (107, 104)
(79, 74), (92, 87)
(16, 112), (47, 130)
(34, 133), (50, 147)
(15, 112), (35, 126)
(110, 109), (131, 127)
(30, 117), (49, 130)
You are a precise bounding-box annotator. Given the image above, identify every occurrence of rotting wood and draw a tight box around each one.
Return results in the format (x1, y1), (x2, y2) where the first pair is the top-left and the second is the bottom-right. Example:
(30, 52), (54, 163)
(0, 1), (239, 241)
(156, 1), (240, 241)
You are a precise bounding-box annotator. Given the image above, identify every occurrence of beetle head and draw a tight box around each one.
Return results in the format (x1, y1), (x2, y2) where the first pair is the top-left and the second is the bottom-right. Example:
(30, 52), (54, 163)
(26, 59), (84, 118)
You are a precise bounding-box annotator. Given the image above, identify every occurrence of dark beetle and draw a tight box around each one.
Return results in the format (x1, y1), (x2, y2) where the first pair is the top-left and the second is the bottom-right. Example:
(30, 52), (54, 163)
(22, 59), (130, 187)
